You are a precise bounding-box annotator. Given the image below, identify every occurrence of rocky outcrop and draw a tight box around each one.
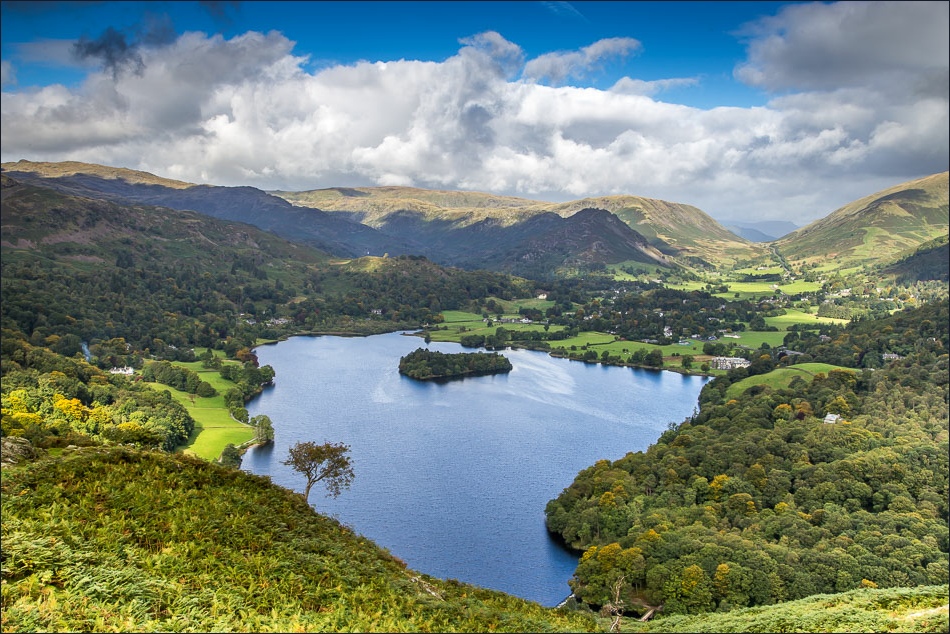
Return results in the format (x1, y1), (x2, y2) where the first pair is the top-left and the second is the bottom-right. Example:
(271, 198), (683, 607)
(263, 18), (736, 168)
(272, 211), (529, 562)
(1, 436), (40, 468)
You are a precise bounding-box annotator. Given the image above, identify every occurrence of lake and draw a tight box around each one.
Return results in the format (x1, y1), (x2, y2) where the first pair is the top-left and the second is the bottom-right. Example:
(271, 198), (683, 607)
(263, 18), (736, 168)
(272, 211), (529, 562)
(242, 332), (708, 606)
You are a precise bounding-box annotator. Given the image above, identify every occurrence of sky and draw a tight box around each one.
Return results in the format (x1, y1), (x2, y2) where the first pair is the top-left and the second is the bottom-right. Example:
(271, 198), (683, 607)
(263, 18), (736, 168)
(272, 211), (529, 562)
(1, 1), (947, 225)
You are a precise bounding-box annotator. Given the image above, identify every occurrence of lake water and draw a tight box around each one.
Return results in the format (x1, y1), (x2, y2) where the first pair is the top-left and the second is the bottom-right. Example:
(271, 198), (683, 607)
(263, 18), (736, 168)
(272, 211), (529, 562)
(242, 332), (708, 606)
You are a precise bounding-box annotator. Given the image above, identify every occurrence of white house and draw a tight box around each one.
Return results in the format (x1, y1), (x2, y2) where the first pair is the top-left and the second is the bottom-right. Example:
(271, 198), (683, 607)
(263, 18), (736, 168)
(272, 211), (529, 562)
(709, 357), (751, 370)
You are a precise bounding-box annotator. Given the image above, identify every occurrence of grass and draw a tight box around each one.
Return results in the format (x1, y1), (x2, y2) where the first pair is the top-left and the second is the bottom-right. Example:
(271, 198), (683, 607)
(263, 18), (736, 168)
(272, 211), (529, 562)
(666, 279), (822, 300)
(765, 308), (849, 330)
(629, 586), (948, 633)
(725, 363), (854, 400)
(429, 311), (819, 374)
(142, 355), (257, 461)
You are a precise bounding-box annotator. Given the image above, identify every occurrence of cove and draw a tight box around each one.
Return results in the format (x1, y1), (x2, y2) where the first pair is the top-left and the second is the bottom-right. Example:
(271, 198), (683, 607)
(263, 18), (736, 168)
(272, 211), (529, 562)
(242, 332), (708, 606)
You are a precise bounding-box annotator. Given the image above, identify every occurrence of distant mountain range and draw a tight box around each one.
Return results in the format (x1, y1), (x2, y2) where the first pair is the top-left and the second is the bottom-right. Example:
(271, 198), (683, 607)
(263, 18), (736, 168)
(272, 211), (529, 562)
(2, 160), (946, 278)
(0, 160), (759, 275)
(726, 221), (799, 242)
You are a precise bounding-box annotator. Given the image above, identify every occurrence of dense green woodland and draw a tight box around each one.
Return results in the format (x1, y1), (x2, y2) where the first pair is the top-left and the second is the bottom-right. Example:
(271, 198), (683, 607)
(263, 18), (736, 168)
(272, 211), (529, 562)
(1, 339), (195, 451)
(545, 299), (949, 615)
(398, 348), (513, 380)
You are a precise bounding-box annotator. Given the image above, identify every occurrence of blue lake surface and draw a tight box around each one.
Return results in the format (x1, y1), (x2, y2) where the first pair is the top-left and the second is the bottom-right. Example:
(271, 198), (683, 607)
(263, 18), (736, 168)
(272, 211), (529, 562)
(242, 332), (708, 606)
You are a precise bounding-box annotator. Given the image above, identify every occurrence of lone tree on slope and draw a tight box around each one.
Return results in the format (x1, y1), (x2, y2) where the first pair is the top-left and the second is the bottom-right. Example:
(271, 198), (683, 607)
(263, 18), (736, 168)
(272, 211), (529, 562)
(283, 440), (355, 502)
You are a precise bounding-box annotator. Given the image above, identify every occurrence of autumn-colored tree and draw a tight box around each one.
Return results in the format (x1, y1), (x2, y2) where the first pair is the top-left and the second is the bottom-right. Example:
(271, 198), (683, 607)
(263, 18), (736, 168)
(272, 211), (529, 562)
(283, 441), (355, 502)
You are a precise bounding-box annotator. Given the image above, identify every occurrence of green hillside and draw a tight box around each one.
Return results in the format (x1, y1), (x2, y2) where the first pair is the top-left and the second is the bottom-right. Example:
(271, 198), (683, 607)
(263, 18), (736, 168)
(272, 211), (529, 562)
(1, 447), (600, 632)
(633, 585), (948, 632)
(774, 172), (949, 267)
(725, 363), (852, 400)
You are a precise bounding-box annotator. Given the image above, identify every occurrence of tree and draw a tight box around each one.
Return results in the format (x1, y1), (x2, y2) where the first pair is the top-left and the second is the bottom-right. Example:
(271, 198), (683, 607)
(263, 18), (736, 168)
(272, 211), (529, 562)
(219, 443), (243, 469)
(283, 441), (355, 502)
(250, 414), (275, 444)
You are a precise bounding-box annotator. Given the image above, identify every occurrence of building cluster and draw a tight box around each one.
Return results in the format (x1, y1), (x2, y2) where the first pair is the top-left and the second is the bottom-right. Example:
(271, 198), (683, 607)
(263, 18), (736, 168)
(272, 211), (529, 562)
(709, 356), (751, 370)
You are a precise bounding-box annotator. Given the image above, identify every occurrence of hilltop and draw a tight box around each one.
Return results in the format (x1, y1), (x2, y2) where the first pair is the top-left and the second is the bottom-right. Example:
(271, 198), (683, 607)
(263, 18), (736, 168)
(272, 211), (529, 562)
(774, 172), (949, 268)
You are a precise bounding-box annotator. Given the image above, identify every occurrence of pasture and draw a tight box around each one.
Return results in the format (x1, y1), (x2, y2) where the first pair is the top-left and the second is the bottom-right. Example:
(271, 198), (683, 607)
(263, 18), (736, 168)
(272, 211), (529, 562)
(143, 353), (256, 461)
(725, 363), (855, 400)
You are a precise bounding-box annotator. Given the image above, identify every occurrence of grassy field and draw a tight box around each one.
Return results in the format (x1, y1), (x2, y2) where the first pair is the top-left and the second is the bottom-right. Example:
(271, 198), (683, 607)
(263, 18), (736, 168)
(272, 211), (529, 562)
(632, 585), (948, 633)
(143, 351), (256, 461)
(430, 311), (815, 372)
(765, 308), (849, 330)
(725, 362), (854, 400)
(667, 279), (822, 300)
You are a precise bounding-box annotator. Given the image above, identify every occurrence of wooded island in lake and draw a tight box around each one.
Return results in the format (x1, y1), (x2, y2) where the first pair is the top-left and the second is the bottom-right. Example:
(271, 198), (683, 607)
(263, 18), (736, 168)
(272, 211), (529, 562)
(398, 348), (513, 380)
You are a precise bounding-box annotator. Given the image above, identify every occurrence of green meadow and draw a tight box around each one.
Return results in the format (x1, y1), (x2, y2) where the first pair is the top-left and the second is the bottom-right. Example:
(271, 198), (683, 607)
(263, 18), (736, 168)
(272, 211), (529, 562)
(765, 308), (849, 330)
(725, 362), (854, 400)
(143, 351), (256, 461)
(430, 309), (835, 372)
(667, 279), (822, 300)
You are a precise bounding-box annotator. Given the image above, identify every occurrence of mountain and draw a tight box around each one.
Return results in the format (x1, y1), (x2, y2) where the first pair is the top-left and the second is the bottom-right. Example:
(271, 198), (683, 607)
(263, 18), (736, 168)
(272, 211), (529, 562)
(0, 161), (696, 276)
(1, 160), (411, 259)
(773, 172), (949, 267)
(726, 220), (799, 242)
(488, 207), (673, 277)
(0, 171), (331, 275)
(277, 186), (764, 269)
(727, 225), (776, 242)
(540, 195), (765, 266)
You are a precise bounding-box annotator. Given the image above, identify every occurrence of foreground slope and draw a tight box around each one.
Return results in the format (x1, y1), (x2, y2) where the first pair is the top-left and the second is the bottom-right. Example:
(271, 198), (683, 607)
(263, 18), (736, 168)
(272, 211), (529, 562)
(0, 447), (599, 632)
(633, 586), (948, 633)
(773, 172), (949, 267)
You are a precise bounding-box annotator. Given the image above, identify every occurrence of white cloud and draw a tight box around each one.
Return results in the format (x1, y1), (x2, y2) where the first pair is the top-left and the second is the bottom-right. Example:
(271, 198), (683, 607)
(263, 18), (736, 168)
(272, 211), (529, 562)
(522, 37), (641, 85)
(0, 60), (15, 87)
(1, 2), (947, 225)
(734, 1), (948, 93)
(610, 76), (699, 97)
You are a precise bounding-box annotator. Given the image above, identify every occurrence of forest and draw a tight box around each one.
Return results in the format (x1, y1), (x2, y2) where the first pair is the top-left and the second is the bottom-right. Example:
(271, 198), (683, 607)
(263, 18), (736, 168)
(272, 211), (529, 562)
(545, 299), (949, 615)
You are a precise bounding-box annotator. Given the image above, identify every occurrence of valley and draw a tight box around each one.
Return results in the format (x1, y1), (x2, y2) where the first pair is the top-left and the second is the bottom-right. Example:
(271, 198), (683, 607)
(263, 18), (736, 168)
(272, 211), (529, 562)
(1, 161), (947, 632)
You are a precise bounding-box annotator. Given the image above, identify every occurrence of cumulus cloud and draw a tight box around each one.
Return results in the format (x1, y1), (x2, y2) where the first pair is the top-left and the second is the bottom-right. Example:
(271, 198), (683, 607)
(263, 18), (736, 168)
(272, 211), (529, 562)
(523, 37), (641, 85)
(1, 1), (947, 224)
(734, 1), (949, 93)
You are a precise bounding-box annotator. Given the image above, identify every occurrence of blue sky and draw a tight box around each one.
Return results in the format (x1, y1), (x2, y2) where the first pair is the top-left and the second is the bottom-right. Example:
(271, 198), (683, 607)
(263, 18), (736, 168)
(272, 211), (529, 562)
(1, 1), (947, 224)
(2, 2), (790, 107)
